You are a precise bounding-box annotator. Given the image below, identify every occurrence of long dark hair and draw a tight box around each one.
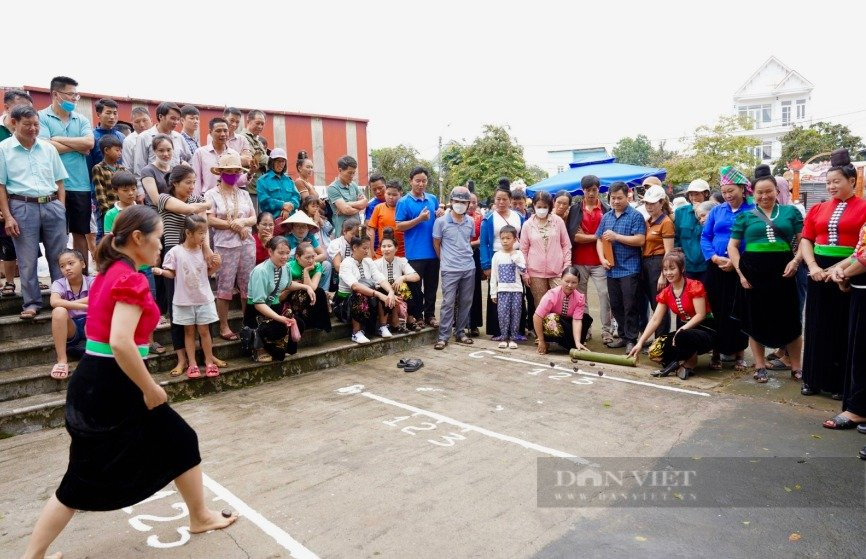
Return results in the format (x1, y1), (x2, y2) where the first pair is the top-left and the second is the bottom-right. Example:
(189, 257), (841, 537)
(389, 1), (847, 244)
(95, 205), (161, 273)
(179, 214), (208, 244)
(167, 165), (196, 197)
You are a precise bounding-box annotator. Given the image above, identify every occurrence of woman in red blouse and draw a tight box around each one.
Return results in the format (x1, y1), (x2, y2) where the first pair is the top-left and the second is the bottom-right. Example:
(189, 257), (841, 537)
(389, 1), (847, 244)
(20, 206), (236, 559)
(799, 149), (866, 400)
(628, 250), (716, 380)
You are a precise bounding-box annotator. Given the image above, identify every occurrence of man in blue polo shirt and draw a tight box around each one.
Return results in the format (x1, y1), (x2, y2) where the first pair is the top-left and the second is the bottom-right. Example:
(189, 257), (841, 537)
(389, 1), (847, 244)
(395, 166), (444, 328)
(0, 105), (68, 319)
(38, 76), (94, 269)
(595, 181), (646, 353)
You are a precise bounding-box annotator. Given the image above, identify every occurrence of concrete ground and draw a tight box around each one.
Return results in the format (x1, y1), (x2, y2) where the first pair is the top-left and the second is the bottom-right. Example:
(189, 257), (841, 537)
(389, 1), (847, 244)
(2, 338), (865, 558)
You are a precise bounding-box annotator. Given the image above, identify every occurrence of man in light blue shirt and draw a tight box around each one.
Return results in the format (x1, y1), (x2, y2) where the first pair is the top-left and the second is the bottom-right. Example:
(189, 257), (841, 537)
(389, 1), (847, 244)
(38, 76), (94, 269)
(432, 186), (475, 348)
(0, 105), (68, 317)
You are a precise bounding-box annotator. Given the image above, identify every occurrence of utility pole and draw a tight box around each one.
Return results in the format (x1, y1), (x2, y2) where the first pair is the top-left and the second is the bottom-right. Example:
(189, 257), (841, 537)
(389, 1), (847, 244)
(437, 135), (443, 203)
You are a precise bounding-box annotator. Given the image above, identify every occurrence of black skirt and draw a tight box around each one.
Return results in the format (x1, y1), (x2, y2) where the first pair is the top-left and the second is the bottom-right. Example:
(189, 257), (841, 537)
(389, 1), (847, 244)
(661, 322), (716, 366)
(843, 288), (866, 414)
(288, 286), (332, 332)
(802, 254), (849, 394)
(56, 355), (201, 511)
(703, 262), (748, 355)
(738, 251), (801, 348)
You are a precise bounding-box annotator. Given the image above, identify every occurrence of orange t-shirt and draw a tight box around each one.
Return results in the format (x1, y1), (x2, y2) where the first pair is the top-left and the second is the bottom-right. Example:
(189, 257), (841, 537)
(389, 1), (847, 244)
(643, 214), (674, 257)
(369, 203), (404, 257)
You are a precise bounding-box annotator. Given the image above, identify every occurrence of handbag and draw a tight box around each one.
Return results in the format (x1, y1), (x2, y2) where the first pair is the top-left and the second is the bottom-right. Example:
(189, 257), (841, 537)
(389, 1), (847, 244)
(648, 333), (669, 363)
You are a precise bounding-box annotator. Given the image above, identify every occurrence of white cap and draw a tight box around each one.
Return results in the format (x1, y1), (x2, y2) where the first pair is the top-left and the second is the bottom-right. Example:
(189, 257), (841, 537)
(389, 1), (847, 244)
(642, 185), (667, 204)
(687, 179), (710, 193)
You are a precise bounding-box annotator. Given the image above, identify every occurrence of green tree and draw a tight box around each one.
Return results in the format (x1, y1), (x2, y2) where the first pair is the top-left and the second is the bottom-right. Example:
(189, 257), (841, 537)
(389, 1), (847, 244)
(648, 140), (677, 168)
(660, 115), (760, 187)
(613, 134), (653, 166)
(370, 144), (437, 188)
(775, 122), (864, 174)
(526, 164), (549, 185)
(447, 124), (535, 201)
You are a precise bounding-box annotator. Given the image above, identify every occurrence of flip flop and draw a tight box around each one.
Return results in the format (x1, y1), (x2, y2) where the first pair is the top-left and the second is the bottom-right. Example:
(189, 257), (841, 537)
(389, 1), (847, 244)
(169, 363), (185, 377)
(50, 363), (69, 380)
(765, 358), (790, 371)
(403, 359), (424, 372)
(219, 332), (240, 341)
(19, 308), (37, 320)
(397, 359), (409, 369)
(823, 414), (862, 430)
(213, 358), (228, 368)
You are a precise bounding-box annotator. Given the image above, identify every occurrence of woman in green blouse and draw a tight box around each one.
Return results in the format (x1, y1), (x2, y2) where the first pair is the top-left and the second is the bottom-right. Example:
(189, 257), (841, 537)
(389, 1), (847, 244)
(728, 164), (804, 383)
(288, 242), (332, 332)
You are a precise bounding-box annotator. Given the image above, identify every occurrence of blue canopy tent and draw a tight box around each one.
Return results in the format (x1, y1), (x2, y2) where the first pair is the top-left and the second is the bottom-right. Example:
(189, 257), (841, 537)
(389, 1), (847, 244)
(526, 156), (666, 197)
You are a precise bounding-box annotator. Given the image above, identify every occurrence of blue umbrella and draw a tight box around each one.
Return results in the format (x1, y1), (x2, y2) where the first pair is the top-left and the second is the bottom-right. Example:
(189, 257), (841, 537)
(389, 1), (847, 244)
(527, 157), (667, 197)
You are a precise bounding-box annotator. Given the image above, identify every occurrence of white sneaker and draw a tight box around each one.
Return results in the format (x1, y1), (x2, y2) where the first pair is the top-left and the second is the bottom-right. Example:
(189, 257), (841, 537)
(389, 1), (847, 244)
(352, 331), (370, 344)
(508, 341), (518, 349)
(498, 341), (508, 349)
(379, 325), (393, 338)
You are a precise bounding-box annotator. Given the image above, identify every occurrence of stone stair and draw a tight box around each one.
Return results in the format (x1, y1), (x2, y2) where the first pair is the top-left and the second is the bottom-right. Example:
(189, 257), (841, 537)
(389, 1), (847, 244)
(0, 288), (435, 438)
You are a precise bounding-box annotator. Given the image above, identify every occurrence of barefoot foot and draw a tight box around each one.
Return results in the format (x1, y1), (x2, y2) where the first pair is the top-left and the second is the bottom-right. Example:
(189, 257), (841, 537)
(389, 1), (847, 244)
(189, 509), (238, 534)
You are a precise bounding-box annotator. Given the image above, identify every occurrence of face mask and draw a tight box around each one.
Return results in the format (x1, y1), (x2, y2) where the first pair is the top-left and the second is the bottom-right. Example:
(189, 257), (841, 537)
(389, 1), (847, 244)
(535, 208), (549, 218)
(452, 202), (468, 215)
(221, 173), (241, 186)
(60, 100), (76, 113)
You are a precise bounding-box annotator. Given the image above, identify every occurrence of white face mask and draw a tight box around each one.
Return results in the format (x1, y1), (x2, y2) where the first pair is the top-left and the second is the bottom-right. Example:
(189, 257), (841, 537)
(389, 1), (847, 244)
(535, 208), (549, 218)
(452, 202), (468, 215)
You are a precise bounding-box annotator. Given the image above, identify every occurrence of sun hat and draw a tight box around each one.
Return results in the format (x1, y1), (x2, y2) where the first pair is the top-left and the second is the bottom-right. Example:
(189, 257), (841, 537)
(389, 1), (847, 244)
(642, 185), (667, 204)
(210, 152), (249, 176)
(686, 179), (710, 193)
(275, 211), (319, 236)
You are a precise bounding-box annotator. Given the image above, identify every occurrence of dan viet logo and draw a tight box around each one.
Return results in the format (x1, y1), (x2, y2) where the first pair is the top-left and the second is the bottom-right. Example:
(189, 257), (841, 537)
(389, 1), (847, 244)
(561, 466), (698, 489)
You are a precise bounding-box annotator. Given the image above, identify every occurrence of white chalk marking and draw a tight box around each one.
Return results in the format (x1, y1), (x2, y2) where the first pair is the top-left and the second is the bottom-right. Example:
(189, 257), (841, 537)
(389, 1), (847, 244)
(336, 384), (365, 394)
(494, 405), (505, 411)
(416, 387), (444, 392)
(202, 474), (319, 559)
(358, 390), (586, 462)
(471, 352), (711, 397)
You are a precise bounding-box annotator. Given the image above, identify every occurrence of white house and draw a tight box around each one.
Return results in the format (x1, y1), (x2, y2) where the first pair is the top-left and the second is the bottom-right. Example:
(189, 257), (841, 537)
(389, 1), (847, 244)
(545, 147), (609, 178)
(732, 56), (814, 165)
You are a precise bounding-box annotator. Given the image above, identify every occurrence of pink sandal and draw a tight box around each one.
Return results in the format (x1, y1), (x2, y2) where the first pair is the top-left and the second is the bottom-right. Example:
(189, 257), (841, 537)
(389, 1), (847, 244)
(50, 363), (70, 380)
(204, 363), (220, 378)
(186, 365), (202, 379)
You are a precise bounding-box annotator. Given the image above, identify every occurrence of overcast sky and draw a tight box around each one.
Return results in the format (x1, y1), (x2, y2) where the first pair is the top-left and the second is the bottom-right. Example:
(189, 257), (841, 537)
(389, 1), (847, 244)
(8, 1), (866, 171)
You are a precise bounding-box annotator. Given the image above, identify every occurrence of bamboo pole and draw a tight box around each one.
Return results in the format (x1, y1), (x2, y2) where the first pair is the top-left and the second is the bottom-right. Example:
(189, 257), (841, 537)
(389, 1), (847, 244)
(570, 349), (637, 367)
(857, 165), (864, 199)
(792, 169), (800, 203)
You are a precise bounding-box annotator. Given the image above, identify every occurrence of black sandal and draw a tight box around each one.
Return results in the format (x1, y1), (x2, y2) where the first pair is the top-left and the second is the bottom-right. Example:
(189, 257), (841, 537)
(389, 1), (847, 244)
(1, 282), (15, 297)
(455, 335), (474, 345)
(651, 361), (681, 378)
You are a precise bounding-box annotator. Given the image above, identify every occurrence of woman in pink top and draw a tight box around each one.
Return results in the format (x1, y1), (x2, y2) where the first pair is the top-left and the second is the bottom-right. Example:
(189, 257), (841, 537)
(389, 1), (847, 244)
(533, 267), (591, 354)
(521, 191), (572, 306)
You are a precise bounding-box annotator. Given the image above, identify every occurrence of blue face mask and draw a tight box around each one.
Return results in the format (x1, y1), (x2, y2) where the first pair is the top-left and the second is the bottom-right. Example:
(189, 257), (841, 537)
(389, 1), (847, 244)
(59, 100), (76, 113)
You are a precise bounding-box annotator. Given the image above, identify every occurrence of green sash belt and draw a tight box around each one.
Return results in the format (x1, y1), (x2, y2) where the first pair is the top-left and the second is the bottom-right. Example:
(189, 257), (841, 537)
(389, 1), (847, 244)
(747, 242), (791, 253)
(814, 244), (854, 257)
(85, 340), (149, 358)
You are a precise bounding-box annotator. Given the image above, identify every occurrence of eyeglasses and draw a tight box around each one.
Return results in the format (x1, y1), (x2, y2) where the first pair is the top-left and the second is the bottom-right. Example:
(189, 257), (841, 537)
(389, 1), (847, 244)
(57, 90), (81, 101)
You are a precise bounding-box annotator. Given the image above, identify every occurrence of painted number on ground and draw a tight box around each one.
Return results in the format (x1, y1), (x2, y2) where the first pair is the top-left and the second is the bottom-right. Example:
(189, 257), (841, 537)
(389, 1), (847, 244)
(526, 368), (594, 386)
(123, 489), (191, 549)
(383, 413), (471, 448)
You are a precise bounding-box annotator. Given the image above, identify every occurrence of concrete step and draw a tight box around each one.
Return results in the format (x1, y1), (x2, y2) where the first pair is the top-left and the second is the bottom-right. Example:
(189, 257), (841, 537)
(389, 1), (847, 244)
(0, 296), (242, 341)
(0, 328), (436, 438)
(0, 319), (354, 401)
(0, 289), (50, 316)
(0, 311), (247, 370)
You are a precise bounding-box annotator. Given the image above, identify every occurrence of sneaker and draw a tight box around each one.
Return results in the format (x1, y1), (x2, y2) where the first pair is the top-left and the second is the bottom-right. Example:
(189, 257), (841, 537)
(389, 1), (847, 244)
(625, 342), (635, 354)
(498, 341), (508, 349)
(606, 338), (626, 349)
(601, 332), (614, 345)
(508, 341), (518, 349)
(351, 331), (370, 344)
(379, 325), (393, 338)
